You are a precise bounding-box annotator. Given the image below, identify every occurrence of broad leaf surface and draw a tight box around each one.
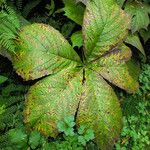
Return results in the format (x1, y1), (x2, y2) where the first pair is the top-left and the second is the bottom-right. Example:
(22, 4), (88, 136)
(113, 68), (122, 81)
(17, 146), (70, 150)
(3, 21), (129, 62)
(25, 67), (122, 149)
(24, 67), (83, 137)
(125, 1), (150, 33)
(71, 31), (83, 48)
(63, 0), (85, 25)
(140, 26), (150, 43)
(12, 23), (81, 80)
(90, 44), (139, 93)
(83, 0), (130, 61)
(125, 33), (145, 56)
(76, 69), (122, 150)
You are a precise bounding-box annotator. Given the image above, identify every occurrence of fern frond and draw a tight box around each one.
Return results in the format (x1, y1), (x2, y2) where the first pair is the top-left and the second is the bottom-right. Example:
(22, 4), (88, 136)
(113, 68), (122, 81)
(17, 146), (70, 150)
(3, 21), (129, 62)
(1, 83), (27, 97)
(0, 5), (20, 53)
(16, 0), (23, 10)
(4, 5), (20, 29)
(0, 96), (24, 107)
(22, 0), (41, 18)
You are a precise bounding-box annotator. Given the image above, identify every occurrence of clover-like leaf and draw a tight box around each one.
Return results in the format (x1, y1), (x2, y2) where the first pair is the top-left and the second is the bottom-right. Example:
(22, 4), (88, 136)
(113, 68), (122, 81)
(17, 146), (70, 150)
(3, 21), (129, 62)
(12, 23), (81, 80)
(84, 129), (94, 141)
(83, 0), (130, 61)
(78, 135), (86, 146)
(57, 116), (75, 136)
(29, 130), (41, 149)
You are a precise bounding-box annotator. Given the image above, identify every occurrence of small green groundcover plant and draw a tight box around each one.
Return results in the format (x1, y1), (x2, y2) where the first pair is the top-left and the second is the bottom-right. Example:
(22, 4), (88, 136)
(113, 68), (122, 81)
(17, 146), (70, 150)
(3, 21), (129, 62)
(7, 116), (95, 150)
(115, 63), (150, 150)
(0, 0), (149, 149)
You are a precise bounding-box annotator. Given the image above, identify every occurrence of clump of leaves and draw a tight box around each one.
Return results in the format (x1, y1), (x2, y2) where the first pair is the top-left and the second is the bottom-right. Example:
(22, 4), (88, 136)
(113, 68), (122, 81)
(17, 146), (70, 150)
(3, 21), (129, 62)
(57, 116), (76, 136)
(1, 0), (142, 149)
(7, 128), (46, 150)
(7, 116), (95, 150)
(0, 75), (29, 149)
(124, 1), (150, 33)
(115, 63), (150, 150)
(139, 64), (150, 93)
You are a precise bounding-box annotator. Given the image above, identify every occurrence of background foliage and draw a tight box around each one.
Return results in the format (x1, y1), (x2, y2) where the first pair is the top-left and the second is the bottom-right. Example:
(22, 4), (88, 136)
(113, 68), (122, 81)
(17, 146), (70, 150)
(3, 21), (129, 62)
(0, 0), (150, 149)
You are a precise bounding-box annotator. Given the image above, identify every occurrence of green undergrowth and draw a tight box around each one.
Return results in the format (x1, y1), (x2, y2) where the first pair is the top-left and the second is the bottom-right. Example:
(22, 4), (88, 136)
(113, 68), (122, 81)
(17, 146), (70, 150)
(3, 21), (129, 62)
(115, 62), (150, 150)
(0, 0), (150, 149)
(0, 61), (149, 150)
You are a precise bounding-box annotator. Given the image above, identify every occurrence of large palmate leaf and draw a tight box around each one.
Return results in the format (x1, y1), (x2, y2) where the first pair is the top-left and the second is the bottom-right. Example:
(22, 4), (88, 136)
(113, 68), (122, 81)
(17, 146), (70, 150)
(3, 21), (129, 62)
(5, 0), (140, 149)
(63, 0), (85, 25)
(82, 0), (130, 61)
(24, 66), (122, 149)
(12, 23), (81, 80)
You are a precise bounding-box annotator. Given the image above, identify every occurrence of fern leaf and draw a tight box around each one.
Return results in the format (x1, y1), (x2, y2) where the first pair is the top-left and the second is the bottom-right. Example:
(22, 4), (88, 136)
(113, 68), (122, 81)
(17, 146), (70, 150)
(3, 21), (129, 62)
(0, 5), (20, 52)
(16, 0), (23, 10)
(22, 0), (41, 18)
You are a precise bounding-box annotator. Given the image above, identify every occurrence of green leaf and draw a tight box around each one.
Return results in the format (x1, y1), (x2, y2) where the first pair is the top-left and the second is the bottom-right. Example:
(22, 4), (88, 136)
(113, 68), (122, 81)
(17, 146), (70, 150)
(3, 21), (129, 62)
(78, 135), (86, 146)
(125, 1), (150, 33)
(71, 31), (83, 48)
(83, 0), (130, 61)
(25, 67), (122, 149)
(116, 0), (125, 7)
(140, 27), (150, 43)
(12, 23), (81, 80)
(8, 1), (140, 150)
(8, 129), (28, 149)
(57, 116), (75, 136)
(76, 69), (122, 150)
(63, 0), (85, 25)
(84, 129), (94, 141)
(78, 125), (86, 135)
(24, 67), (83, 137)
(90, 44), (139, 93)
(0, 75), (8, 84)
(125, 33), (145, 56)
(29, 131), (41, 149)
